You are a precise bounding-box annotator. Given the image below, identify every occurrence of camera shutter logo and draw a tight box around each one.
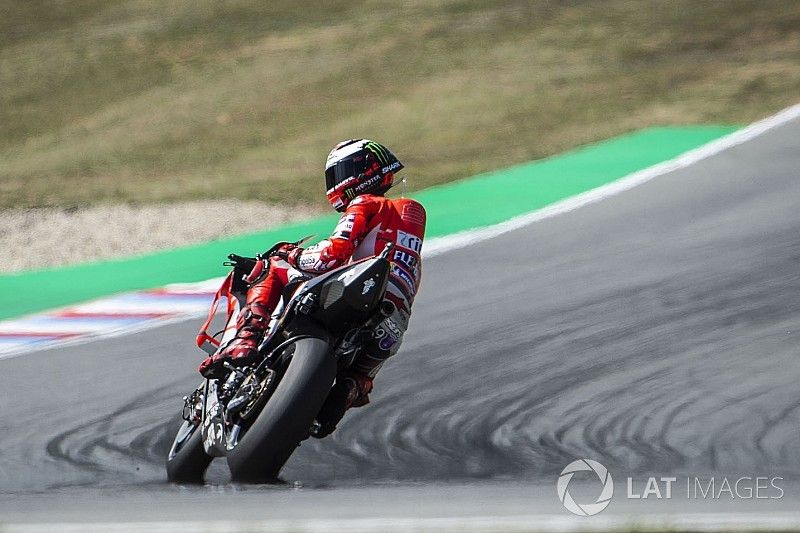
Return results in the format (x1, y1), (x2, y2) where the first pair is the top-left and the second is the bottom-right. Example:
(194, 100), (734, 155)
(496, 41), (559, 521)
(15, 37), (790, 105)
(557, 459), (614, 516)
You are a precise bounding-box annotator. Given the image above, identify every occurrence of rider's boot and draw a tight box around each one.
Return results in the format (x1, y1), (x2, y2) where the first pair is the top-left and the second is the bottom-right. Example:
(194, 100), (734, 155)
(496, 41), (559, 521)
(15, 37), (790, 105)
(310, 371), (373, 438)
(198, 302), (271, 378)
(198, 258), (290, 379)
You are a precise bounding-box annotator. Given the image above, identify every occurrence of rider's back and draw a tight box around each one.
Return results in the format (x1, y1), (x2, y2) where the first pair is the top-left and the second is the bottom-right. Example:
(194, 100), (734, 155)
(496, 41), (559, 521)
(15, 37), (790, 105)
(349, 194), (426, 302)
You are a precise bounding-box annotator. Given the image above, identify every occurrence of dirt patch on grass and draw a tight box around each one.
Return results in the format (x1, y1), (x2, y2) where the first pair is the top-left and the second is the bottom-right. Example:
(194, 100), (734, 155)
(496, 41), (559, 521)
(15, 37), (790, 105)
(0, 201), (323, 273)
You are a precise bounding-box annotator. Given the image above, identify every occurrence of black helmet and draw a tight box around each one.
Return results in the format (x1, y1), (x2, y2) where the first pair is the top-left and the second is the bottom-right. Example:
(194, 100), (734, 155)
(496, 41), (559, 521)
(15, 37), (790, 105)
(324, 139), (403, 211)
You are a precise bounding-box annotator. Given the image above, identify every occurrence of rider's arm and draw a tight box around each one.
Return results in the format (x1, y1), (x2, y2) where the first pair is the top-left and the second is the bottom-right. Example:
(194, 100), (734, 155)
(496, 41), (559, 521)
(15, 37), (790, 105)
(287, 196), (376, 274)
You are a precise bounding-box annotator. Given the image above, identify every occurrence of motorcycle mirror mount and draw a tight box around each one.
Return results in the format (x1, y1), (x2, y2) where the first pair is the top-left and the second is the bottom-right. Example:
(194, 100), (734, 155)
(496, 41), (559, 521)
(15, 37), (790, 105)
(259, 234), (316, 259)
(295, 234), (316, 247)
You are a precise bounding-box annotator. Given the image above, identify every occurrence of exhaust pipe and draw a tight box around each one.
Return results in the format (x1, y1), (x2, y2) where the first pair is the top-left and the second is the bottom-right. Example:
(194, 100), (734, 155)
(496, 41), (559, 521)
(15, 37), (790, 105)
(379, 300), (395, 318)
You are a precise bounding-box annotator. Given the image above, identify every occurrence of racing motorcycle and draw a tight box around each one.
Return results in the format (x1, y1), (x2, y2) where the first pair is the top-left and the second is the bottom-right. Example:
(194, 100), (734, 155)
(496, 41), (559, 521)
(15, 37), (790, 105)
(165, 238), (394, 483)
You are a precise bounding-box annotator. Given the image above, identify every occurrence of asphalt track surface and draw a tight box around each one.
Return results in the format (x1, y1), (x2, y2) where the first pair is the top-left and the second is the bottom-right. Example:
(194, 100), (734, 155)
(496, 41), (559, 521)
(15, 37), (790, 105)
(2, 116), (800, 527)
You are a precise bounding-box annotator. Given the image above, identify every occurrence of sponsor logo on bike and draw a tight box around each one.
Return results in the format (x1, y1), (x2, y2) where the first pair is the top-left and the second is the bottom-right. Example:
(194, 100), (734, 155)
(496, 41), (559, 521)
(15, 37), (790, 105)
(362, 278), (375, 295)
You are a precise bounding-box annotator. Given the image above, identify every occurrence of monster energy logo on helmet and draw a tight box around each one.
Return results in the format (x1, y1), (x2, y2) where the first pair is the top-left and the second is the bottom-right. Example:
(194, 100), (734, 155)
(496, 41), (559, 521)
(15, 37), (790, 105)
(364, 141), (390, 165)
(325, 138), (404, 211)
(363, 140), (404, 175)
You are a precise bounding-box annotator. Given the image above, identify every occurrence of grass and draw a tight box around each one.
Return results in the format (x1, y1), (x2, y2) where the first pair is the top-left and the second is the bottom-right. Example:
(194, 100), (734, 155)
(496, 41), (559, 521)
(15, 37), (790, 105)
(1, 0), (799, 209)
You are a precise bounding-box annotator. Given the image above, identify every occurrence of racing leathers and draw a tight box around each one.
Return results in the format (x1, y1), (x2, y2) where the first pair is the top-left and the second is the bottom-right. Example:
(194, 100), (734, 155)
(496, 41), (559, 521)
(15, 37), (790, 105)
(198, 194), (426, 435)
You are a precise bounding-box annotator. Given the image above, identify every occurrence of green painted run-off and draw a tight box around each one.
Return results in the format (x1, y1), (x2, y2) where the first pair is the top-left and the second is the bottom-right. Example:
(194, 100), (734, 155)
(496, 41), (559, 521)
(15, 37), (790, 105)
(2, 126), (736, 320)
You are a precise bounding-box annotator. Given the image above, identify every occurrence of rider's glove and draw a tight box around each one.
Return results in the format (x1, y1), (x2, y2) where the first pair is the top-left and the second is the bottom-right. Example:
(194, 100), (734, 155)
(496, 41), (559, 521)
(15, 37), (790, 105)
(274, 243), (302, 266)
(243, 258), (267, 285)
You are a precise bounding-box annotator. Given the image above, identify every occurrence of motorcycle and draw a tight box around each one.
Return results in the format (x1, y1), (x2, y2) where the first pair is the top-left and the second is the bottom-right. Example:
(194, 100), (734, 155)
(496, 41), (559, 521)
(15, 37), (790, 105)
(165, 237), (395, 483)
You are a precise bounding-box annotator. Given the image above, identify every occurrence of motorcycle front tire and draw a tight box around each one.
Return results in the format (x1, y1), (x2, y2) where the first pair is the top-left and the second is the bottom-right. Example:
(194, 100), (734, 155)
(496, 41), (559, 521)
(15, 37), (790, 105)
(166, 418), (213, 483)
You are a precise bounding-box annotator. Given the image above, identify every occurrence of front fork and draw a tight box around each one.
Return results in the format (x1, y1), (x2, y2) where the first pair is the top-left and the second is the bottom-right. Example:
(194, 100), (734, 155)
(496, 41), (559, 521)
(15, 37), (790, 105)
(200, 380), (228, 457)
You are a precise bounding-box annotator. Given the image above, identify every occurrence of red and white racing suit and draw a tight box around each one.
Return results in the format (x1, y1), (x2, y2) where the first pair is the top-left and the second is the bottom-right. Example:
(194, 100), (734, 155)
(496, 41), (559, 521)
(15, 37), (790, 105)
(248, 194), (426, 378)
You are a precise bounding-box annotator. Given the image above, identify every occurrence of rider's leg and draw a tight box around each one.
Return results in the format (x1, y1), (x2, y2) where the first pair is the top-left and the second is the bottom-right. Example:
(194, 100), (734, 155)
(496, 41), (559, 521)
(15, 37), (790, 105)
(198, 258), (290, 377)
(311, 294), (410, 437)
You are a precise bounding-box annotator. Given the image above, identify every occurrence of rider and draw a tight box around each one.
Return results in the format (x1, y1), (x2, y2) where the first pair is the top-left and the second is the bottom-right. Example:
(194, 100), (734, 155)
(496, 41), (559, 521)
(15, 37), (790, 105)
(198, 139), (426, 437)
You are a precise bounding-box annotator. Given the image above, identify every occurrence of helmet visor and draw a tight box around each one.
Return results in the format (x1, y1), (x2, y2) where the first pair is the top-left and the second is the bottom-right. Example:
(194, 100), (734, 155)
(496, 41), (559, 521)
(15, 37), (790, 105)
(325, 159), (357, 191)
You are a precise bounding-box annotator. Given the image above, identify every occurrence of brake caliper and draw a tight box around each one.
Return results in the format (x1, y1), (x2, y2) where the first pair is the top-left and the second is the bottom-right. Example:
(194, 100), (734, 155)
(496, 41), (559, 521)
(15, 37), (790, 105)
(181, 387), (204, 424)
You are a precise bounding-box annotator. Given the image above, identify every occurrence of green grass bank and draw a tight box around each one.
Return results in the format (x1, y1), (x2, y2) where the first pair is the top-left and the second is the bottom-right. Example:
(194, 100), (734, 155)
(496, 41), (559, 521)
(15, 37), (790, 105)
(0, 125), (736, 320)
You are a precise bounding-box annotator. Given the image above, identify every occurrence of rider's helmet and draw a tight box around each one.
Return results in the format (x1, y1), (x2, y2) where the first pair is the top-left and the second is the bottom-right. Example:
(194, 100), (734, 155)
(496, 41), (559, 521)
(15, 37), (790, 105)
(324, 139), (404, 212)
